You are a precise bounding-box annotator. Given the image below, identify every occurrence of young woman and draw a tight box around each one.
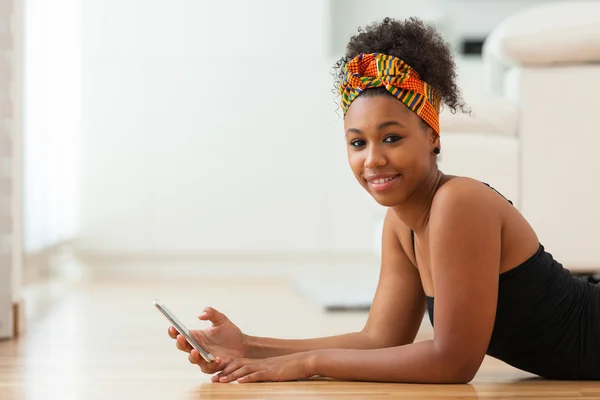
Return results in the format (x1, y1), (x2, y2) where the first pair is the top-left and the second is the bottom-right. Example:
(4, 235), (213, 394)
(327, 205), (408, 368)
(168, 17), (600, 383)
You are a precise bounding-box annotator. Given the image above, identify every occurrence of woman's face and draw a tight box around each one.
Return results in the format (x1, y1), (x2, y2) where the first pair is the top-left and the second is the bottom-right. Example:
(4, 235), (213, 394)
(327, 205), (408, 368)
(344, 94), (439, 207)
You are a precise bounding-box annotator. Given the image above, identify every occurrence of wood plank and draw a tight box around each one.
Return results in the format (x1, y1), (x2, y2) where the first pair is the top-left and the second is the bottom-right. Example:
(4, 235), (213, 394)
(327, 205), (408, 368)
(0, 277), (598, 400)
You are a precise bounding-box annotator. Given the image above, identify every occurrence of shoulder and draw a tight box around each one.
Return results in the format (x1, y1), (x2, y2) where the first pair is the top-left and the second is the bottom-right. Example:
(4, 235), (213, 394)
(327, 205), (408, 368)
(432, 177), (504, 216)
(429, 177), (504, 231)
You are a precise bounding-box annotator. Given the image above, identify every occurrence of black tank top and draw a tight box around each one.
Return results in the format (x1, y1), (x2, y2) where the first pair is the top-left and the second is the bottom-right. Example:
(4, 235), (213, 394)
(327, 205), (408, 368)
(417, 183), (600, 380)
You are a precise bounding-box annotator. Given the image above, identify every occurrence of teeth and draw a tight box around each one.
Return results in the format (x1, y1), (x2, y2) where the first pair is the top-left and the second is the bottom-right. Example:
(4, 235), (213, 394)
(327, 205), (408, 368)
(372, 176), (395, 184)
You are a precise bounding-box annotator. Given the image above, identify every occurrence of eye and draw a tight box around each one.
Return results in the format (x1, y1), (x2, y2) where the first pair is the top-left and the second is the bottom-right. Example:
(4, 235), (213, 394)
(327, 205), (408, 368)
(350, 139), (366, 148)
(384, 135), (402, 143)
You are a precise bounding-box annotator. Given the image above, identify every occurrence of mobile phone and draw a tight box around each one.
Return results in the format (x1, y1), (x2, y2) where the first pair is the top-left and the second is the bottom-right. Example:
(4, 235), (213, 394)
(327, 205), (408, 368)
(153, 298), (215, 363)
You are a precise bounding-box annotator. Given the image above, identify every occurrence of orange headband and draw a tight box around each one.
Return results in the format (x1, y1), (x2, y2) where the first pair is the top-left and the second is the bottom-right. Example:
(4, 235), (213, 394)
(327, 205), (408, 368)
(338, 53), (442, 133)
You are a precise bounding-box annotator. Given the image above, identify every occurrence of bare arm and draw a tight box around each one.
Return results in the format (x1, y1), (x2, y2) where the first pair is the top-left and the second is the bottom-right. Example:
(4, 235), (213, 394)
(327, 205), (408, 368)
(245, 332), (376, 358)
(307, 180), (501, 383)
(245, 208), (426, 358)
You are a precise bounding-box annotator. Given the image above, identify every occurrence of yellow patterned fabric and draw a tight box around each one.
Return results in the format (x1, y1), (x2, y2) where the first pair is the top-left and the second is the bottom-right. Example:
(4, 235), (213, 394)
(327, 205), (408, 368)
(338, 53), (442, 133)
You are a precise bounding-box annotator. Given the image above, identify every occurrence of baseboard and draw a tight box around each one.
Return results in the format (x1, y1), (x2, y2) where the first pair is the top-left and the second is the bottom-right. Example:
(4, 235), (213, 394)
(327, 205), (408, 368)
(73, 250), (380, 281)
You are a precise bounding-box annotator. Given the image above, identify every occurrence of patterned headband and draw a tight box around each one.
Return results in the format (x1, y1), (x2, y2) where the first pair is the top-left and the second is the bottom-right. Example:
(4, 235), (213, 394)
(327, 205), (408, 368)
(338, 53), (442, 134)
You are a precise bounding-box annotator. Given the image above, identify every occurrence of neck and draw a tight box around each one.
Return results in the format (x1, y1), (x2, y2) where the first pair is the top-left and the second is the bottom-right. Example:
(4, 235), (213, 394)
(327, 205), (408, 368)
(391, 167), (444, 233)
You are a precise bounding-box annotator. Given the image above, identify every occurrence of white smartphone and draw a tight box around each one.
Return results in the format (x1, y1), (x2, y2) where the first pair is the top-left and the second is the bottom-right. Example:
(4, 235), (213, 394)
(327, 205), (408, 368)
(153, 298), (215, 363)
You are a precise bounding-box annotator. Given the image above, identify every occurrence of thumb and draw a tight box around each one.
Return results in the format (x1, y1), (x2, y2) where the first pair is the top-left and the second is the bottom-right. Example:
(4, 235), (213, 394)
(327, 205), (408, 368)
(199, 307), (229, 325)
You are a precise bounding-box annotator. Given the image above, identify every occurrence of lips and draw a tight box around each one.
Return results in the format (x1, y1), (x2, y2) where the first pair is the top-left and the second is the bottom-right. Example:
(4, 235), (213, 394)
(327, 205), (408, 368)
(364, 173), (399, 182)
(365, 174), (400, 192)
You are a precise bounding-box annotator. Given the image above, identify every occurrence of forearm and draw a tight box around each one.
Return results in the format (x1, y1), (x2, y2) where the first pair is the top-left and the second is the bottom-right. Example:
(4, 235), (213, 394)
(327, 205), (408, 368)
(245, 331), (381, 358)
(309, 340), (477, 384)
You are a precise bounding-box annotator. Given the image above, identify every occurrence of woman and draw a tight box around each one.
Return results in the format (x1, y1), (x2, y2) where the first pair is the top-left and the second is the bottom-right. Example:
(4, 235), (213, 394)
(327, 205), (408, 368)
(168, 17), (600, 383)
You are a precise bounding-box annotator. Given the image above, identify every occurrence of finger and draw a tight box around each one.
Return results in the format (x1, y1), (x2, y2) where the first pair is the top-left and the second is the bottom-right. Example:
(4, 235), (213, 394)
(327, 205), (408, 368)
(219, 358), (246, 377)
(168, 326), (178, 339)
(238, 371), (269, 383)
(198, 307), (230, 326)
(188, 349), (212, 365)
(189, 350), (223, 373)
(200, 361), (224, 375)
(176, 334), (193, 353)
(219, 365), (254, 383)
(188, 349), (202, 364)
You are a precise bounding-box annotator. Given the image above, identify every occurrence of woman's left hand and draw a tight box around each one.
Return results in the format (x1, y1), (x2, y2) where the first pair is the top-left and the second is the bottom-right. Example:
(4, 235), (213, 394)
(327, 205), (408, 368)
(211, 352), (315, 383)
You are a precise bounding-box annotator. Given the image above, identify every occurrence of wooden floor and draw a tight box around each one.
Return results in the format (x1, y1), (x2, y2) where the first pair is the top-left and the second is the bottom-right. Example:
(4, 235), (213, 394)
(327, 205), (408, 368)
(1, 277), (600, 400)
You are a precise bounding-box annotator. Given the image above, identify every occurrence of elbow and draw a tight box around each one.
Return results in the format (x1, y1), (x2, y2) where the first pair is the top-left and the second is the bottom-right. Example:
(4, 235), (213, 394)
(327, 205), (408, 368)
(436, 362), (477, 384)
(448, 368), (477, 384)
(435, 347), (480, 384)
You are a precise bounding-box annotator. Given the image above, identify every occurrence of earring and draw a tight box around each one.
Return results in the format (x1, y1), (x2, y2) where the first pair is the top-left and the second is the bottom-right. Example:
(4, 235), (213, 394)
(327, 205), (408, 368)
(433, 147), (440, 154)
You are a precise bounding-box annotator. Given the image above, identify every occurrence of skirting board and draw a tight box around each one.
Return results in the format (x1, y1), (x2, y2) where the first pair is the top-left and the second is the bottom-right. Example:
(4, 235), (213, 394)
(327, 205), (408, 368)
(72, 250), (380, 282)
(67, 250), (383, 313)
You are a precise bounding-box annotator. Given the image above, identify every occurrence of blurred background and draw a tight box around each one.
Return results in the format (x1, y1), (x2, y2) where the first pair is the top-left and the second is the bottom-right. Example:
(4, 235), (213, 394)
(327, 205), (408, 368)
(3, 0), (599, 336)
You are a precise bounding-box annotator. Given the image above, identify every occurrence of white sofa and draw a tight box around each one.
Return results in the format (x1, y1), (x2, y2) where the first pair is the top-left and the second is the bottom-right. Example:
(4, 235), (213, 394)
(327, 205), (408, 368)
(375, 1), (600, 272)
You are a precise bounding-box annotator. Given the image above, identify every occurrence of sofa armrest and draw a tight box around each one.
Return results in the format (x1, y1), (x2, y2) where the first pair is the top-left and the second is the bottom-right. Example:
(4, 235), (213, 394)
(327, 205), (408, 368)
(482, 1), (600, 95)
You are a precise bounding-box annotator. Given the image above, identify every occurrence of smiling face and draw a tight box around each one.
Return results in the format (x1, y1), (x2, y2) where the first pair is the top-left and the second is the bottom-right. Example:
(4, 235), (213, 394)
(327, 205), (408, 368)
(344, 91), (440, 207)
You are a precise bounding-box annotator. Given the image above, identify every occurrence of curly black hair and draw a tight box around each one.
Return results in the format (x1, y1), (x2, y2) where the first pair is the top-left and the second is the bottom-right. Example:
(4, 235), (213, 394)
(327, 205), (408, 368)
(332, 17), (469, 116)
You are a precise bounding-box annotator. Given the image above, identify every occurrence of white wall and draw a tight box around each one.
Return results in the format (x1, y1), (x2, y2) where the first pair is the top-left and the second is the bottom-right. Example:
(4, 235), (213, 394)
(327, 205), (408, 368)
(329, 0), (447, 54)
(76, 0), (385, 258)
(22, 0), (81, 254)
(75, 0), (542, 265)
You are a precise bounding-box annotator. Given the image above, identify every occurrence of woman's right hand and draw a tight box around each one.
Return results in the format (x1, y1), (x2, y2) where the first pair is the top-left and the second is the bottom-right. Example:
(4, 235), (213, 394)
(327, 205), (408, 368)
(168, 307), (247, 374)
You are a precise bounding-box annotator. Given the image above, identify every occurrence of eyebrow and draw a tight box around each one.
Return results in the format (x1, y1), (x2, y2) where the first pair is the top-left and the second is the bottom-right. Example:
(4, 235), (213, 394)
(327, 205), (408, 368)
(345, 120), (406, 135)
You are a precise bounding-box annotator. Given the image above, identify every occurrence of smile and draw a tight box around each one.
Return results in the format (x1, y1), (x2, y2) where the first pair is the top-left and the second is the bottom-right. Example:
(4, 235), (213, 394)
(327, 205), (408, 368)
(367, 175), (399, 192)
(371, 177), (396, 184)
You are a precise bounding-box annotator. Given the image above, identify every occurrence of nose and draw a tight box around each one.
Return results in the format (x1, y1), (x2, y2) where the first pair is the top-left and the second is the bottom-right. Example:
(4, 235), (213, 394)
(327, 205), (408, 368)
(364, 143), (387, 169)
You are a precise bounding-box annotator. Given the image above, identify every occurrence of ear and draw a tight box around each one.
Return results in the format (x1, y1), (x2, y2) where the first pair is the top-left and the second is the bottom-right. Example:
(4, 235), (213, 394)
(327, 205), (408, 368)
(428, 128), (440, 149)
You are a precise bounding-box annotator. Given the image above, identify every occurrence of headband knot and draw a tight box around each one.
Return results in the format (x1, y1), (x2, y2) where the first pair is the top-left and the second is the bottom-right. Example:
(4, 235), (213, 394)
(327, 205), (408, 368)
(338, 53), (442, 134)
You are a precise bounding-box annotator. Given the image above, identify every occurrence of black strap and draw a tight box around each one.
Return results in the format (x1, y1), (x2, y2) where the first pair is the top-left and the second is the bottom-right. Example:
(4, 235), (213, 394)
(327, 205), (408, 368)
(410, 229), (417, 266)
(482, 182), (513, 205)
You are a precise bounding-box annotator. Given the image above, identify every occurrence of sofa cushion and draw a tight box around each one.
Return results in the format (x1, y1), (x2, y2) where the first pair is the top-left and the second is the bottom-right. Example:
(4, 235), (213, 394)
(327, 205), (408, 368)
(483, 1), (600, 66)
(440, 93), (518, 137)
